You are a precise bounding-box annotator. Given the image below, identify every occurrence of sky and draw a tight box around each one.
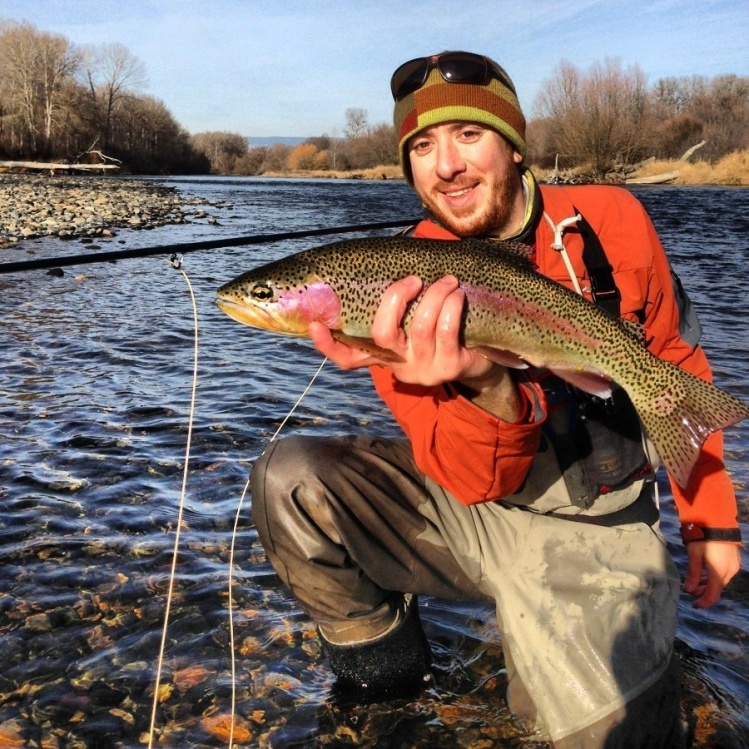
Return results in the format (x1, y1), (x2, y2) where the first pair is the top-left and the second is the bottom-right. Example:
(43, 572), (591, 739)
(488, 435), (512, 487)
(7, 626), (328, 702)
(2, 0), (748, 139)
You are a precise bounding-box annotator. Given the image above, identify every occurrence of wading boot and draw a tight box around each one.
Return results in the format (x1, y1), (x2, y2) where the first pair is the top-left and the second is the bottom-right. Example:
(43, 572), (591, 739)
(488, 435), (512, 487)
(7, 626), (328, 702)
(320, 594), (433, 704)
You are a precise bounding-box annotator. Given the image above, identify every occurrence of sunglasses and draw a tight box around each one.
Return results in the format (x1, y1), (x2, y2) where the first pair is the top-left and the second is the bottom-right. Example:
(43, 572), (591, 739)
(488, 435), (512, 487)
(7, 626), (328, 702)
(390, 51), (516, 102)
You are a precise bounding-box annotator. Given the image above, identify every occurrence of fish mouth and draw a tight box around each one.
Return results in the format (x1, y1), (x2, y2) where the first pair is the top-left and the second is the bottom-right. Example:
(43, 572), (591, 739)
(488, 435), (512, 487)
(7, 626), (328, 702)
(214, 297), (308, 336)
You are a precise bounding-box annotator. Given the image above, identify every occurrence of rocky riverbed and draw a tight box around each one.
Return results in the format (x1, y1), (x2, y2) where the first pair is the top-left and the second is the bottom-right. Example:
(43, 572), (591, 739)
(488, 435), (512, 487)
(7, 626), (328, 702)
(0, 174), (231, 246)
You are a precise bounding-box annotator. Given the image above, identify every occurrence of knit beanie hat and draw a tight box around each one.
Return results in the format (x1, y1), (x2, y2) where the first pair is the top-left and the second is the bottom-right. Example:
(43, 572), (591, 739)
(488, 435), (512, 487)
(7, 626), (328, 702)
(393, 54), (526, 184)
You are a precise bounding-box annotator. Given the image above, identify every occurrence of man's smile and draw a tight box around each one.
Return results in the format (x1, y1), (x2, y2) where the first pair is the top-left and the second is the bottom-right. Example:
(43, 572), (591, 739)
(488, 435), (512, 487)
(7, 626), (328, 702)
(443, 186), (473, 198)
(438, 181), (482, 207)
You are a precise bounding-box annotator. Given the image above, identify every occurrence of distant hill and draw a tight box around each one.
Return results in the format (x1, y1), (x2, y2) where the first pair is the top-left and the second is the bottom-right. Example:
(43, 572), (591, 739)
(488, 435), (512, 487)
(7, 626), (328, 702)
(246, 136), (306, 148)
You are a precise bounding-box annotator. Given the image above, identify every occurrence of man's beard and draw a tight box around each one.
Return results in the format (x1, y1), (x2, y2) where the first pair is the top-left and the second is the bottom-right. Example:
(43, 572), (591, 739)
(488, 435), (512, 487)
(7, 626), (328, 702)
(418, 169), (518, 237)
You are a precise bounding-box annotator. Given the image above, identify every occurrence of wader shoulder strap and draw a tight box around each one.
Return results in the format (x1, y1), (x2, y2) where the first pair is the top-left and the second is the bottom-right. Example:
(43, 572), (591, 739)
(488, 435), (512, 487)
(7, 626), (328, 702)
(574, 208), (621, 317)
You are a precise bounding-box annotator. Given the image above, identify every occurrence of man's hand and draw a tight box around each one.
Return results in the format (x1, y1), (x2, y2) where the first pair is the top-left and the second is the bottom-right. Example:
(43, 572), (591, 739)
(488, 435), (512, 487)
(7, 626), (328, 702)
(310, 275), (493, 384)
(308, 274), (522, 420)
(683, 540), (741, 608)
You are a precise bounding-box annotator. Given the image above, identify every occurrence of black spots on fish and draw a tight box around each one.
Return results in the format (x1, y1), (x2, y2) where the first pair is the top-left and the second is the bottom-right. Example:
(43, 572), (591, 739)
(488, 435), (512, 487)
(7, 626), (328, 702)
(627, 348), (749, 487)
(460, 237), (536, 266)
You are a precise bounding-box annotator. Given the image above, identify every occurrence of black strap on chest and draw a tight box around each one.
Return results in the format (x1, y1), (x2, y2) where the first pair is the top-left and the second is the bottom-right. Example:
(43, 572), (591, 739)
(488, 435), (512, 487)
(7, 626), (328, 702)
(574, 208), (621, 317)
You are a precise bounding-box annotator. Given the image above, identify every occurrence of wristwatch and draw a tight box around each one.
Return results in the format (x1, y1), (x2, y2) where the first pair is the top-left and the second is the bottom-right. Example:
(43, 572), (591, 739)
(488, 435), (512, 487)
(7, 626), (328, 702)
(680, 523), (742, 544)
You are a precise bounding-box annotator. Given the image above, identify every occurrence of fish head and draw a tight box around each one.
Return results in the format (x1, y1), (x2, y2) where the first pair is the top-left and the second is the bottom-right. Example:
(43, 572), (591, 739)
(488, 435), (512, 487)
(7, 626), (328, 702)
(215, 267), (342, 338)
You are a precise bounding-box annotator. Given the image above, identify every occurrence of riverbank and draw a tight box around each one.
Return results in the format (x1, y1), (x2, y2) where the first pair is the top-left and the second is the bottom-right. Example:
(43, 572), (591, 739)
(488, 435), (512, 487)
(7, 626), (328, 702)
(261, 149), (749, 186)
(261, 165), (404, 180)
(3, 154), (745, 250)
(0, 174), (229, 247)
(627, 150), (749, 185)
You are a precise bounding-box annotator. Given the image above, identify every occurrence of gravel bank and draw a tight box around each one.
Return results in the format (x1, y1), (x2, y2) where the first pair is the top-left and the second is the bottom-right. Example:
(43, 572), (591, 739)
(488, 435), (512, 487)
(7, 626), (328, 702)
(0, 174), (231, 246)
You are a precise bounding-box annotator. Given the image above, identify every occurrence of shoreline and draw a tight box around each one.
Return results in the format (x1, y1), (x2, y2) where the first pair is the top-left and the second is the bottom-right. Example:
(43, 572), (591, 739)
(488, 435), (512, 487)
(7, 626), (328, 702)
(0, 173), (228, 247)
(2, 163), (746, 249)
(262, 150), (749, 186)
(255, 169), (749, 186)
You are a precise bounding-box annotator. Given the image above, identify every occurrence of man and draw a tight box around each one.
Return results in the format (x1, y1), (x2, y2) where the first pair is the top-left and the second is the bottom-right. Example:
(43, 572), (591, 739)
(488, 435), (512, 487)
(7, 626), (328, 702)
(251, 51), (742, 747)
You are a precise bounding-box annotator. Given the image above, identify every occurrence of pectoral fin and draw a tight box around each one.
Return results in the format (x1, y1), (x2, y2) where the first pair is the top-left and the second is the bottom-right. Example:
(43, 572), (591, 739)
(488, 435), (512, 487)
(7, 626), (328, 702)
(331, 332), (405, 362)
(550, 368), (613, 399)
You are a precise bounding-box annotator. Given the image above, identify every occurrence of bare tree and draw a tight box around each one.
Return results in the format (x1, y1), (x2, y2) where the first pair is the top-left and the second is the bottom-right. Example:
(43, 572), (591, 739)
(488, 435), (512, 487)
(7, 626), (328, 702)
(0, 19), (206, 171)
(344, 107), (368, 139)
(38, 32), (80, 151)
(648, 73), (749, 160)
(113, 93), (204, 173)
(0, 21), (79, 155)
(80, 42), (148, 151)
(650, 76), (707, 117)
(689, 74), (749, 160)
(234, 146), (268, 175)
(191, 131), (248, 173)
(325, 128), (341, 169)
(534, 59), (650, 178)
(261, 143), (293, 172)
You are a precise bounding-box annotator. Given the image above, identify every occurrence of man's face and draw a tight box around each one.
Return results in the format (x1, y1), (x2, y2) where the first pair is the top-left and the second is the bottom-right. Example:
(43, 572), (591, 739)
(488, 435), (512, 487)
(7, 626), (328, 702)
(407, 123), (525, 238)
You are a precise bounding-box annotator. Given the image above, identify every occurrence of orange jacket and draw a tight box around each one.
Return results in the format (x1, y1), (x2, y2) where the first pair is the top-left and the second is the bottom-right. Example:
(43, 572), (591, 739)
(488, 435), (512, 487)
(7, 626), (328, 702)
(369, 184), (739, 531)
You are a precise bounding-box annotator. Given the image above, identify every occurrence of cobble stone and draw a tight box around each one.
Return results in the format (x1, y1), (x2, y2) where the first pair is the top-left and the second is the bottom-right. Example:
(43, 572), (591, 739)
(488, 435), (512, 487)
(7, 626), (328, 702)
(0, 174), (230, 247)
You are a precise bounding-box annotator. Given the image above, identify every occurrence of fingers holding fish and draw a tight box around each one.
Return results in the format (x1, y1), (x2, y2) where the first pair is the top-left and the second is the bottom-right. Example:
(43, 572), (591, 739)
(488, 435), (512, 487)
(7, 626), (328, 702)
(414, 275), (463, 351)
(309, 273), (488, 385)
(371, 275), (423, 356)
(376, 275), (478, 386)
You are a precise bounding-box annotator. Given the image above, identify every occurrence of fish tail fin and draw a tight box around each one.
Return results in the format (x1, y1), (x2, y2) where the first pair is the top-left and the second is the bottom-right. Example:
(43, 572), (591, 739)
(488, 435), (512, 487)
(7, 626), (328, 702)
(635, 365), (749, 489)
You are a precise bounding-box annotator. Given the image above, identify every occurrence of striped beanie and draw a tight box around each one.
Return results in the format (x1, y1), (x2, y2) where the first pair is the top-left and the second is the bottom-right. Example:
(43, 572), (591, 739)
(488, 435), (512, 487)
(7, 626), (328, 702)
(393, 57), (526, 184)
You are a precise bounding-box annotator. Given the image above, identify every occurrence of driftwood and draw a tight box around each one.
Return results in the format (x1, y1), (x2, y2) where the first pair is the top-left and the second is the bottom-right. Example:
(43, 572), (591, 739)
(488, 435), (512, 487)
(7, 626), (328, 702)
(627, 156), (655, 172)
(548, 139), (708, 186)
(549, 154), (560, 183)
(78, 149), (122, 166)
(624, 141), (707, 185)
(0, 160), (120, 173)
(625, 170), (680, 185)
(544, 154), (588, 184)
(678, 140), (707, 162)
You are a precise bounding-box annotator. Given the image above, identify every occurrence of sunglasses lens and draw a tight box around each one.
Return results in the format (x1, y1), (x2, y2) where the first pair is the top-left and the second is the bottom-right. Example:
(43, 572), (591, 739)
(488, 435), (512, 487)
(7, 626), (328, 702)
(391, 58), (429, 101)
(487, 61), (516, 94)
(438, 52), (488, 84)
(391, 52), (514, 100)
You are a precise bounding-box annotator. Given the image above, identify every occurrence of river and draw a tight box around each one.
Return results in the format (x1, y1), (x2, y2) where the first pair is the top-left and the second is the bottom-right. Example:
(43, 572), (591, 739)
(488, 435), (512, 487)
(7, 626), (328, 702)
(0, 177), (746, 748)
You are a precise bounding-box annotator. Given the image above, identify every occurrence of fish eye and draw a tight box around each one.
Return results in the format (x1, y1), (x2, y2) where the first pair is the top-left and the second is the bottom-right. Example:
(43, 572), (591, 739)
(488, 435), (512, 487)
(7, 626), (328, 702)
(251, 284), (275, 302)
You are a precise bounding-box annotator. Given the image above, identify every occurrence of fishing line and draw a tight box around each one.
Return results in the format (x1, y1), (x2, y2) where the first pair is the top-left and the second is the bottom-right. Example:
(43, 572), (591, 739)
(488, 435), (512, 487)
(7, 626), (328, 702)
(147, 254), (200, 749)
(143, 248), (328, 745)
(225, 356), (328, 747)
(140, 247), (327, 745)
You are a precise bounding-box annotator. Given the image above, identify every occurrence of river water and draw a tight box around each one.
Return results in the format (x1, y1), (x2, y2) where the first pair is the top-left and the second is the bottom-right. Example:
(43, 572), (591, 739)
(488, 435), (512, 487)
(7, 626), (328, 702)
(0, 177), (746, 748)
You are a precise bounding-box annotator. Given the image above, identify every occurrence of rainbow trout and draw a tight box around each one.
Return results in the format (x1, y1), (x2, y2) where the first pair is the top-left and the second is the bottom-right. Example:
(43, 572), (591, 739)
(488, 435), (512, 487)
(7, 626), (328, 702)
(216, 236), (749, 488)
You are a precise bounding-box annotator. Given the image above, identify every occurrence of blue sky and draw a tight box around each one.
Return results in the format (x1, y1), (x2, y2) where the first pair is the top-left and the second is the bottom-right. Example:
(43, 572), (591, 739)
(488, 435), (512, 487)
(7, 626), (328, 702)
(2, 0), (747, 138)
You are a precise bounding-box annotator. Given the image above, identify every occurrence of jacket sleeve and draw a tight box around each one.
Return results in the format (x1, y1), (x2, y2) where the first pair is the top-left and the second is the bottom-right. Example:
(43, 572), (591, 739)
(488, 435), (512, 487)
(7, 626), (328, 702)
(629, 200), (740, 532)
(369, 366), (545, 504)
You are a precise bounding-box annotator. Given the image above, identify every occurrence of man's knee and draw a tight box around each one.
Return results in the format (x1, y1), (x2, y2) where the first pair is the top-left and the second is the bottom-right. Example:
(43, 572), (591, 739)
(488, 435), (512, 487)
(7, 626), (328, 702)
(251, 435), (325, 505)
(250, 436), (344, 552)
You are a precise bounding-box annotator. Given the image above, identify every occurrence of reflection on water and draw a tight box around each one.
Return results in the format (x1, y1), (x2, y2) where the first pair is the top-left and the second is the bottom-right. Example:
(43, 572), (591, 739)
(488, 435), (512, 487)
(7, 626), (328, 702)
(0, 178), (746, 747)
